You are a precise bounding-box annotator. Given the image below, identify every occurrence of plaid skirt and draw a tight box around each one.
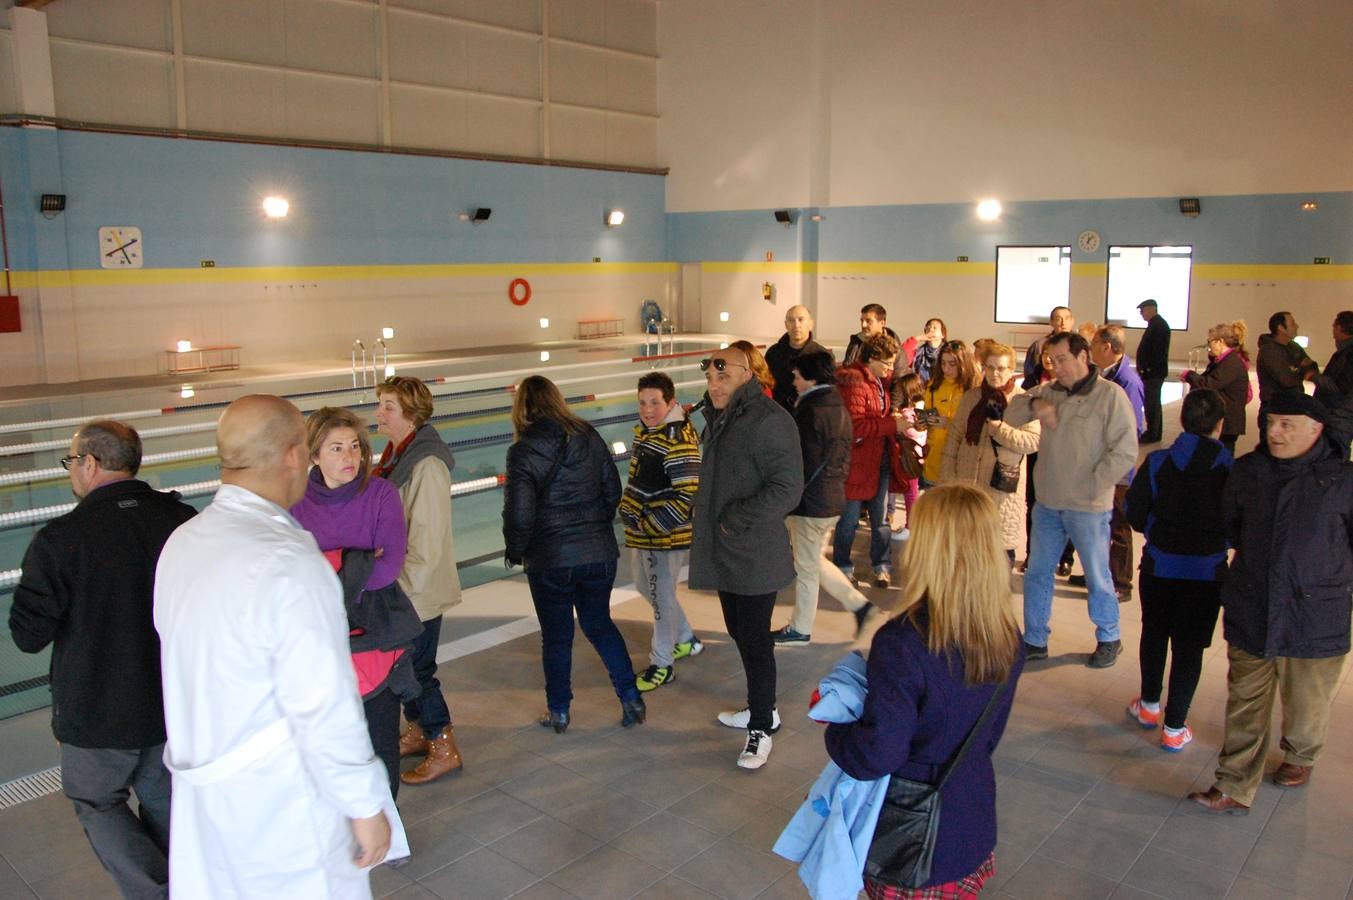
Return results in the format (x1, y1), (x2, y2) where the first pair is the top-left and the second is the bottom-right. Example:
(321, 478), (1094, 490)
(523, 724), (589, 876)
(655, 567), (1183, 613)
(863, 852), (996, 900)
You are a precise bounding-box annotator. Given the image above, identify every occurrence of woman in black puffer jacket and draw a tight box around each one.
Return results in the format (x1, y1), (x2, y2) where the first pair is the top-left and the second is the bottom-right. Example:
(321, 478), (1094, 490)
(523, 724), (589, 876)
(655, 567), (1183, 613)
(503, 376), (644, 733)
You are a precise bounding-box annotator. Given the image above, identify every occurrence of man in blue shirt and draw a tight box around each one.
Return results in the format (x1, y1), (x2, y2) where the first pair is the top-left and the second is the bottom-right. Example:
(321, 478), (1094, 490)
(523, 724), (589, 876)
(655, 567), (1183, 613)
(1089, 325), (1145, 598)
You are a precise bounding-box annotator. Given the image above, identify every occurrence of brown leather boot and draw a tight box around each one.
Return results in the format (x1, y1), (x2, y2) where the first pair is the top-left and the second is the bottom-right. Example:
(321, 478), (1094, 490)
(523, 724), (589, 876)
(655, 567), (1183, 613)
(398, 722), (428, 758)
(401, 727), (463, 785)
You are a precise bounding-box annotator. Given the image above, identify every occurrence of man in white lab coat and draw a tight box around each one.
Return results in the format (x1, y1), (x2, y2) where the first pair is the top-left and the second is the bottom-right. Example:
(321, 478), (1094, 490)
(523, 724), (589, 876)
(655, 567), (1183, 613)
(155, 395), (393, 898)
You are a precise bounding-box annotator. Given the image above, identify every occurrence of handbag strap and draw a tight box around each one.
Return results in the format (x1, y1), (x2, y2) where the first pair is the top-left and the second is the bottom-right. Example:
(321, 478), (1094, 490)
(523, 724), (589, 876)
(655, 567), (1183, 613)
(932, 678), (1008, 793)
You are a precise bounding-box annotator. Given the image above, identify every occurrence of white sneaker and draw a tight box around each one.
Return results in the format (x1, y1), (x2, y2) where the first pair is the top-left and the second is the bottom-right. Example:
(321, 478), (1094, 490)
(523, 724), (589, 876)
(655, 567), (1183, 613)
(890, 527), (910, 542)
(737, 730), (773, 770)
(717, 707), (781, 733)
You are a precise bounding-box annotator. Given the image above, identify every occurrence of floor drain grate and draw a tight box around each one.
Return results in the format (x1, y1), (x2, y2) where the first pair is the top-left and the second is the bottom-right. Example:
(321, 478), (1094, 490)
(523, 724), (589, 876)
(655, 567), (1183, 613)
(0, 766), (61, 810)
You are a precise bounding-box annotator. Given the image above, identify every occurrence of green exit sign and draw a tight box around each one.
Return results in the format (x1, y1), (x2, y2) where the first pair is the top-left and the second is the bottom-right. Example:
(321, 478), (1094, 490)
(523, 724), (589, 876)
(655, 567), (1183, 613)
(200, 260), (216, 268)
(1314, 257), (1332, 265)
(956, 255), (969, 263)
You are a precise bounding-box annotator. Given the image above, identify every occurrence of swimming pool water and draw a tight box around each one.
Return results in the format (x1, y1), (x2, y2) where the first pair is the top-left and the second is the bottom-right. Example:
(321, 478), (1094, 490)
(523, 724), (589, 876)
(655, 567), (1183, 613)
(0, 340), (717, 720)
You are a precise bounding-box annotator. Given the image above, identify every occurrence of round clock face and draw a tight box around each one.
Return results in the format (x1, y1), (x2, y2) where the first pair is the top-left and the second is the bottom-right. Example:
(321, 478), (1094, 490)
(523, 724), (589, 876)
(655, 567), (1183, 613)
(99, 226), (143, 268)
(1077, 230), (1101, 253)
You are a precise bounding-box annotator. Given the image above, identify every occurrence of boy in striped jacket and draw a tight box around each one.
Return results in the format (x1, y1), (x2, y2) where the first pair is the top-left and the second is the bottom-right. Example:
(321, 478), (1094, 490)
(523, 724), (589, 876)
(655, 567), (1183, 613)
(620, 372), (704, 691)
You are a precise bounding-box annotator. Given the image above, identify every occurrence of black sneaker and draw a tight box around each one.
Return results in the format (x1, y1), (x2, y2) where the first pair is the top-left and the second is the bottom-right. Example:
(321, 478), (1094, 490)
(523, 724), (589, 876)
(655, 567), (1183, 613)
(1088, 640), (1122, 669)
(636, 665), (675, 692)
(1067, 574), (1087, 587)
(1023, 641), (1049, 661)
(1056, 561), (1074, 577)
(771, 625), (811, 645)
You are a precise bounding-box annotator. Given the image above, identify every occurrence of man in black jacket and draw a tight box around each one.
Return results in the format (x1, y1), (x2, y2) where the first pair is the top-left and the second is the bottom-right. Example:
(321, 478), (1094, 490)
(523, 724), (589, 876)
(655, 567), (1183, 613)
(771, 350), (873, 645)
(1189, 391), (1353, 814)
(1135, 299), (1171, 443)
(765, 304), (827, 410)
(1314, 310), (1353, 454)
(1255, 310), (1319, 446)
(9, 420), (196, 898)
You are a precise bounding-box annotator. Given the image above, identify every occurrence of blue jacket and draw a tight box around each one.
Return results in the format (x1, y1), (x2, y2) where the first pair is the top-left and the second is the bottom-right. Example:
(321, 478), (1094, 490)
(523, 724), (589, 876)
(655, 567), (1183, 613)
(774, 653), (887, 900)
(1126, 432), (1232, 581)
(1105, 357), (1146, 436)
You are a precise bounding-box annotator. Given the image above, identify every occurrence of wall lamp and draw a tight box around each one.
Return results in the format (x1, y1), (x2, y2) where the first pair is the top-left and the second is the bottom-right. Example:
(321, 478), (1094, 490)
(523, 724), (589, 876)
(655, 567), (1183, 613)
(975, 199), (1002, 221)
(1179, 198), (1201, 217)
(262, 196), (289, 218)
(773, 209), (794, 226)
(472, 207), (492, 224)
(606, 209), (625, 227)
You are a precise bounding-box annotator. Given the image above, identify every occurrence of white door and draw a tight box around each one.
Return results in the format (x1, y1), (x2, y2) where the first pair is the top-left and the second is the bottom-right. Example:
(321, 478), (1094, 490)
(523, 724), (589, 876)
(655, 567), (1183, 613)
(679, 263), (702, 333)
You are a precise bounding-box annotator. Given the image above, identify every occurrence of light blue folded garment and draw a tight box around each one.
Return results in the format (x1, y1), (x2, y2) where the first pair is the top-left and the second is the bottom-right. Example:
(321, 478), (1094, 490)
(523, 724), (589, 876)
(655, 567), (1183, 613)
(773, 651), (888, 900)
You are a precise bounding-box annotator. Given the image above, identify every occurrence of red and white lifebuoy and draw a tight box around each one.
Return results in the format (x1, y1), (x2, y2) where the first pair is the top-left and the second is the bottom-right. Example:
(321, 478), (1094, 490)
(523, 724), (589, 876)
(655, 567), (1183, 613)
(508, 278), (531, 306)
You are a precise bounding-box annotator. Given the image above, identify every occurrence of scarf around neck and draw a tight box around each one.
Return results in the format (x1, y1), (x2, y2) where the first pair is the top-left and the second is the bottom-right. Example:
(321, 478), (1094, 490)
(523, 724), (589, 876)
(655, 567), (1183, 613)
(965, 378), (1014, 445)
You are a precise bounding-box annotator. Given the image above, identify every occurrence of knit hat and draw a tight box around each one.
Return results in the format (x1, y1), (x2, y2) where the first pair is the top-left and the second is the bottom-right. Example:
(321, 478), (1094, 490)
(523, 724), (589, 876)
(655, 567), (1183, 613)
(1265, 389), (1328, 424)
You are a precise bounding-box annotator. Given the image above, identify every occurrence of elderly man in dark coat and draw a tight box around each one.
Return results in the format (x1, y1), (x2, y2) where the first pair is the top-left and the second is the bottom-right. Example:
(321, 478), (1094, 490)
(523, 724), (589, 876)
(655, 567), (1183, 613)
(689, 343), (803, 770)
(1189, 390), (1353, 814)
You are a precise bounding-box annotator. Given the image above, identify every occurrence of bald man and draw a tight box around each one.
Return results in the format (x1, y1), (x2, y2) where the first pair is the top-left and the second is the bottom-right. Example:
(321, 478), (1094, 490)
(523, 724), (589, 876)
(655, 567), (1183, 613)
(765, 305), (827, 410)
(155, 395), (398, 898)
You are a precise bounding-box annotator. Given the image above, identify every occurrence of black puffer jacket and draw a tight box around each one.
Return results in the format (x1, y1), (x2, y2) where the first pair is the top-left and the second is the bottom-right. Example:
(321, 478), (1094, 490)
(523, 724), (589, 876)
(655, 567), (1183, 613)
(1184, 351), (1249, 438)
(1221, 439), (1353, 658)
(792, 385), (852, 518)
(503, 418), (621, 570)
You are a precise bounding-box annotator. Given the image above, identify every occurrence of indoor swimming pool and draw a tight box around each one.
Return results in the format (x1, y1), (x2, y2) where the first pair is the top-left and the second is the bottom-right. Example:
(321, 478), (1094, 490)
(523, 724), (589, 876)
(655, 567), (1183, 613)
(0, 338), (721, 722)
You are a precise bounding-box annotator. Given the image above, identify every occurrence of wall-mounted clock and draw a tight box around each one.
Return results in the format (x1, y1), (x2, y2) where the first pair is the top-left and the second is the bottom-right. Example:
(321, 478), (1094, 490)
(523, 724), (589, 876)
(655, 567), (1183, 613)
(99, 226), (143, 268)
(1077, 230), (1101, 253)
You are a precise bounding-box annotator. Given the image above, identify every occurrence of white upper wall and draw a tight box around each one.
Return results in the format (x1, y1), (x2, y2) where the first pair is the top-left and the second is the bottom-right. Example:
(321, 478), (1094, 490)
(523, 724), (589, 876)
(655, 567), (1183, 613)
(0, 0), (660, 169)
(659, 0), (1353, 211)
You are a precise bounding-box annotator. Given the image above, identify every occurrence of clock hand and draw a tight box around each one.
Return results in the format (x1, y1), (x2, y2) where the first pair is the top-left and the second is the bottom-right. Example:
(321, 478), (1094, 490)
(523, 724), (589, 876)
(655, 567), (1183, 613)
(104, 237), (140, 264)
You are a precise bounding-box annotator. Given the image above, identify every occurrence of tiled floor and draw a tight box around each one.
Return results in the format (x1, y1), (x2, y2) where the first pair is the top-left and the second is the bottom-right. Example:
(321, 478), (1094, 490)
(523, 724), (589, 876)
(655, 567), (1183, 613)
(2, 565), (1352, 899)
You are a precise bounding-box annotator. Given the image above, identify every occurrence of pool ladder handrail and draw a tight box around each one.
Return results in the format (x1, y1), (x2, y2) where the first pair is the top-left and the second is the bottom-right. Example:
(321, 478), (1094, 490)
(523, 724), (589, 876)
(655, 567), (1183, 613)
(352, 339), (369, 388)
(645, 317), (676, 357)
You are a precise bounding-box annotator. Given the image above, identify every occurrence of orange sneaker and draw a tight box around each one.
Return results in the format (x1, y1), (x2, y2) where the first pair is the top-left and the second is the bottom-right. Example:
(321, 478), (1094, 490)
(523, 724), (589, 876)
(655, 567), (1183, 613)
(1127, 697), (1160, 729)
(1161, 726), (1193, 752)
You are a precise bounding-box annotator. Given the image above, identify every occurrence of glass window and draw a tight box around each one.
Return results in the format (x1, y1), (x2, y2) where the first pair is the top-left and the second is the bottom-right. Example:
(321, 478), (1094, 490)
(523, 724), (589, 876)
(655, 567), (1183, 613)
(994, 245), (1072, 325)
(1105, 245), (1192, 330)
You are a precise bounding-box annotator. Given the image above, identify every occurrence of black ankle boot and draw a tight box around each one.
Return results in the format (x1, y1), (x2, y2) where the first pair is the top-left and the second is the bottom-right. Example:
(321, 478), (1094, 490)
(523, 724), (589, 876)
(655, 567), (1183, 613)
(538, 710), (569, 733)
(620, 697), (647, 728)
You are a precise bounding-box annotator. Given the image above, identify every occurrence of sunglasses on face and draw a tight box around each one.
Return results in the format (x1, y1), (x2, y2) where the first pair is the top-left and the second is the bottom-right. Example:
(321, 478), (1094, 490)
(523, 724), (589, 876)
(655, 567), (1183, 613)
(700, 358), (748, 373)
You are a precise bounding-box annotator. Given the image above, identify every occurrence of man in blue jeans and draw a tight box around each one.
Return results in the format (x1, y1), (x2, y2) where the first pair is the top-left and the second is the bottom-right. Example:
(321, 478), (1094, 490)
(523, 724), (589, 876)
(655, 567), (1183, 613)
(1006, 332), (1138, 668)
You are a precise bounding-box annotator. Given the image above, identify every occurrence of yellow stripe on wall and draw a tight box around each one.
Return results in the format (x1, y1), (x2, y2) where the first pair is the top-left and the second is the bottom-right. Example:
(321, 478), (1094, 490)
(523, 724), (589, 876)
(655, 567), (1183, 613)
(705, 261), (1352, 281)
(11, 261), (677, 289)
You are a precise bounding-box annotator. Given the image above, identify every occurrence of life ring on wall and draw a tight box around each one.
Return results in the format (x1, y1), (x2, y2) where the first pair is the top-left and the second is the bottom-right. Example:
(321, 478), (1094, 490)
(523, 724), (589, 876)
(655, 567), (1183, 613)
(508, 278), (531, 306)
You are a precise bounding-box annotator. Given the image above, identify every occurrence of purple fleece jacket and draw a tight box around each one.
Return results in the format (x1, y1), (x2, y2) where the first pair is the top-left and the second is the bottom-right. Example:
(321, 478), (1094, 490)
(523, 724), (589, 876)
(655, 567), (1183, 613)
(825, 614), (1024, 887)
(291, 468), (407, 590)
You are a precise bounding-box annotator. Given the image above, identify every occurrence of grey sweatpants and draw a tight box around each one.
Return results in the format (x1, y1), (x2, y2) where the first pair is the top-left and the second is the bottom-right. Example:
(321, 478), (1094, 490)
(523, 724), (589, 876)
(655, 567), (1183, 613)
(632, 547), (695, 667)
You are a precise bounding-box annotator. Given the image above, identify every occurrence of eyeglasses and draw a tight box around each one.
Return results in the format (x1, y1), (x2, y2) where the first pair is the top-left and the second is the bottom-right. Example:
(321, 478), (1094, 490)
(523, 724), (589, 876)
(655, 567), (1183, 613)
(60, 453), (95, 470)
(700, 358), (748, 374)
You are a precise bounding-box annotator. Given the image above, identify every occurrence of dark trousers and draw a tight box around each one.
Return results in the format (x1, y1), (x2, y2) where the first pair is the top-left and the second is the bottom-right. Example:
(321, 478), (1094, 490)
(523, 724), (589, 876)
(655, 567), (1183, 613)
(60, 742), (171, 900)
(1024, 453), (1074, 566)
(403, 615), (452, 736)
(1138, 570), (1222, 730)
(718, 590), (777, 732)
(1142, 377), (1165, 443)
(1220, 434), (1239, 456)
(1109, 483), (1134, 590)
(365, 688), (401, 800)
(528, 559), (638, 714)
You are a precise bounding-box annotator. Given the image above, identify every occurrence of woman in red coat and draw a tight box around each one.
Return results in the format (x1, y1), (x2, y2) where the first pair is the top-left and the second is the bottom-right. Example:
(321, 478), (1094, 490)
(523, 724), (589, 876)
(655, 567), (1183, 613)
(831, 332), (908, 588)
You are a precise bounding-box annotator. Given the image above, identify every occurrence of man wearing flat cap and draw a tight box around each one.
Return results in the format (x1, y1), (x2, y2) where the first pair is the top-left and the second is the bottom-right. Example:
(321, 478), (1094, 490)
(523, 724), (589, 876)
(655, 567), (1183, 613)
(1135, 299), (1171, 443)
(1190, 389), (1353, 814)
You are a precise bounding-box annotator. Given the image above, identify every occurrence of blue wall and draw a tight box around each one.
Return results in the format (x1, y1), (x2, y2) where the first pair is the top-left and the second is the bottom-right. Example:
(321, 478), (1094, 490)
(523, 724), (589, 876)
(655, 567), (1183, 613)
(0, 127), (668, 271)
(668, 193), (1353, 265)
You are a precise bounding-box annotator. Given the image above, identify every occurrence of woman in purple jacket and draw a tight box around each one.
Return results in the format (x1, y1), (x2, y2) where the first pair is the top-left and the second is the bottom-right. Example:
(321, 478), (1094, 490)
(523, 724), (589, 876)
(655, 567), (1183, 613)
(292, 406), (413, 796)
(826, 485), (1024, 897)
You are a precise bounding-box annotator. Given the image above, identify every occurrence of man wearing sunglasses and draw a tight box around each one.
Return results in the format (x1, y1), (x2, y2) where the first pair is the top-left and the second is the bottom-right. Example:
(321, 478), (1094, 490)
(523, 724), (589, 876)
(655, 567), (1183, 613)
(689, 346), (804, 770)
(10, 420), (197, 899)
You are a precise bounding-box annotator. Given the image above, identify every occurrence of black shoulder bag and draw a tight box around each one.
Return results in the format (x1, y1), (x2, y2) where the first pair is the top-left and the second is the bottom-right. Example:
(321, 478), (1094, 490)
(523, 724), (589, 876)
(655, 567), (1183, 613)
(863, 679), (1009, 889)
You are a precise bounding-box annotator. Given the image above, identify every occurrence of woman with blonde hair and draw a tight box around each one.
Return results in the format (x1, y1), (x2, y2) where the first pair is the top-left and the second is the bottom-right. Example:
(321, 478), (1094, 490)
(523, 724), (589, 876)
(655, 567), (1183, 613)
(940, 342), (1041, 561)
(502, 375), (644, 732)
(1183, 320), (1250, 454)
(374, 375), (463, 784)
(730, 339), (776, 396)
(825, 485), (1024, 897)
